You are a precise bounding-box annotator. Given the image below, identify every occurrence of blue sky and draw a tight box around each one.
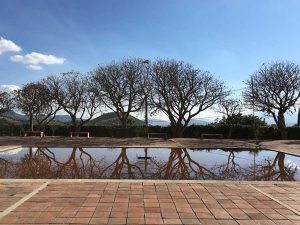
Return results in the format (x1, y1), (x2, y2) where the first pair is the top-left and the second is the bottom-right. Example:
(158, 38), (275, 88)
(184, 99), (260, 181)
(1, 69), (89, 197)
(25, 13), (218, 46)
(0, 0), (300, 122)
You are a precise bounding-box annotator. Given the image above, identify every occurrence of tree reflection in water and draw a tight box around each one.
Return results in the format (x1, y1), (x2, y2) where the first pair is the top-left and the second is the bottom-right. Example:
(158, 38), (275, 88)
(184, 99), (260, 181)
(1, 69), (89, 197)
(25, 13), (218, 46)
(1, 147), (105, 179)
(214, 150), (244, 180)
(100, 147), (144, 179)
(151, 148), (215, 180)
(0, 147), (298, 180)
(253, 152), (297, 181)
(0, 157), (11, 178)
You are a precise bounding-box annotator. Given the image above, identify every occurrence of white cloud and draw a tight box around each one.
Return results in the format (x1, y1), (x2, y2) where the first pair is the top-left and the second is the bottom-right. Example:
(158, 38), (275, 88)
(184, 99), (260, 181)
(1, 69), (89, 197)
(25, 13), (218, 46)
(0, 37), (22, 55)
(287, 160), (299, 170)
(0, 84), (20, 92)
(10, 52), (65, 70)
(27, 64), (43, 70)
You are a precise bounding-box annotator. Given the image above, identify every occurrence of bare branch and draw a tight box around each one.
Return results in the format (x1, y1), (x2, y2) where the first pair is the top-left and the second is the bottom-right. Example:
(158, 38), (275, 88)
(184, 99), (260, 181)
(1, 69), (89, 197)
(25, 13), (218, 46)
(149, 59), (228, 137)
(243, 61), (300, 139)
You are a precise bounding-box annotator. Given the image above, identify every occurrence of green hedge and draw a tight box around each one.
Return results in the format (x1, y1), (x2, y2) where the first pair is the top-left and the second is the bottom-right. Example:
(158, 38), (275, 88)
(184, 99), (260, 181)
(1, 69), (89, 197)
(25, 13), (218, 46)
(0, 124), (299, 139)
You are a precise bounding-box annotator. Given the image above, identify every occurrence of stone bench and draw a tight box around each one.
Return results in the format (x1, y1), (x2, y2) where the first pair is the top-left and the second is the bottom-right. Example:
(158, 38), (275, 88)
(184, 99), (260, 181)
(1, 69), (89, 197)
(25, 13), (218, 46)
(24, 131), (44, 137)
(70, 132), (90, 138)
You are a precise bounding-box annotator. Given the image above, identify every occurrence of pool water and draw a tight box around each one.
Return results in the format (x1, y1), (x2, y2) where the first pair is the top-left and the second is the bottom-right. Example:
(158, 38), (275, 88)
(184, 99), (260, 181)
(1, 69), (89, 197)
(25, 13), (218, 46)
(0, 147), (299, 181)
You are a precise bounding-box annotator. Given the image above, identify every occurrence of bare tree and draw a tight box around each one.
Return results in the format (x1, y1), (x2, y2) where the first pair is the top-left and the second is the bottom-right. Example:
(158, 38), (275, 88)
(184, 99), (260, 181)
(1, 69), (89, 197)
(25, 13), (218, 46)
(14, 82), (60, 131)
(216, 98), (243, 138)
(92, 59), (147, 128)
(14, 83), (39, 131)
(217, 98), (243, 119)
(33, 83), (61, 130)
(244, 61), (300, 139)
(44, 71), (99, 132)
(150, 59), (228, 137)
(0, 91), (13, 115)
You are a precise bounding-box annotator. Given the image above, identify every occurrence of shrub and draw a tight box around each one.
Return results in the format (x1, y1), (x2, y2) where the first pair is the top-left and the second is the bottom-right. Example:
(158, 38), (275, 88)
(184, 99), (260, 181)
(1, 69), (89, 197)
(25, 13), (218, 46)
(0, 124), (299, 140)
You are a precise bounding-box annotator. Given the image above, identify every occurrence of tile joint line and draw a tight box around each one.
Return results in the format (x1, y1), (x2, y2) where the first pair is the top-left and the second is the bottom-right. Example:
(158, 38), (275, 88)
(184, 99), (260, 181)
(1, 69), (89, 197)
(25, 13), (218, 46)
(0, 181), (50, 219)
(249, 184), (300, 216)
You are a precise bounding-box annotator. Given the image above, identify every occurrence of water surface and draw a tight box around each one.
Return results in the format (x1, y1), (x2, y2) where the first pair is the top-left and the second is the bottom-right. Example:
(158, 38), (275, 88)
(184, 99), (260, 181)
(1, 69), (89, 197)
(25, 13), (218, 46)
(0, 147), (299, 180)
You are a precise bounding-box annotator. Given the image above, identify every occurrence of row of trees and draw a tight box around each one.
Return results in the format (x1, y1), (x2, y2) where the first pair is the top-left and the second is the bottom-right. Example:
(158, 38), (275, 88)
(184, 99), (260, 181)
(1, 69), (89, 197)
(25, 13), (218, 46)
(1, 59), (300, 139)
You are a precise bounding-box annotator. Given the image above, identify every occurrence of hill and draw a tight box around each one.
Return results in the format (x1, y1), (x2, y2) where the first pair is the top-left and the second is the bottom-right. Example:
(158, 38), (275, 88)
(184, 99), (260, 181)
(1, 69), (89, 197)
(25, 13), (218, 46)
(0, 116), (23, 125)
(53, 115), (72, 123)
(148, 118), (210, 126)
(1, 110), (28, 121)
(0, 110), (67, 126)
(87, 112), (145, 126)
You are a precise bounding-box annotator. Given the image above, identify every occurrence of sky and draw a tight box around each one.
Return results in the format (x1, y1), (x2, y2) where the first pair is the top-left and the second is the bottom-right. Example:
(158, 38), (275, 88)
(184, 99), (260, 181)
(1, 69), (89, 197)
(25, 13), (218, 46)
(0, 0), (300, 123)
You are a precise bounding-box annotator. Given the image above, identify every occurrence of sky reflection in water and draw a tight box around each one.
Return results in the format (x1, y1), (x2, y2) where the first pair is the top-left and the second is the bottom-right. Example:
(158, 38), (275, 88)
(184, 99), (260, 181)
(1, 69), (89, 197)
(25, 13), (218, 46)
(0, 147), (299, 181)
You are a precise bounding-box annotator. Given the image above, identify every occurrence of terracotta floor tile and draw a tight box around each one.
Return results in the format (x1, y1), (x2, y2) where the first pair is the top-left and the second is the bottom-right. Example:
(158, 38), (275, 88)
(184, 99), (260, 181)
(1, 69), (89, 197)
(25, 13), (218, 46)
(180, 218), (201, 224)
(163, 218), (183, 224)
(145, 217), (164, 224)
(108, 218), (127, 224)
(71, 217), (91, 224)
(145, 212), (162, 218)
(126, 217), (145, 224)
(110, 211), (127, 218)
(1, 181), (300, 225)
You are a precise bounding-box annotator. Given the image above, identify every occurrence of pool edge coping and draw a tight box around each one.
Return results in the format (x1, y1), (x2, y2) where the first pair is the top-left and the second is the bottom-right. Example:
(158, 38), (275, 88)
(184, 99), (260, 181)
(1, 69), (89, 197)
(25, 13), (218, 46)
(1, 179), (300, 184)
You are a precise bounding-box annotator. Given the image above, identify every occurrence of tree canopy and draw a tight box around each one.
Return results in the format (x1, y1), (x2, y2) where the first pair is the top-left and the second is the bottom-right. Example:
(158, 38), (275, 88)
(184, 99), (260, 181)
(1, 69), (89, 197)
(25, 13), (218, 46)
(243, 61), (300, 139)
(149, 59), (228, 137)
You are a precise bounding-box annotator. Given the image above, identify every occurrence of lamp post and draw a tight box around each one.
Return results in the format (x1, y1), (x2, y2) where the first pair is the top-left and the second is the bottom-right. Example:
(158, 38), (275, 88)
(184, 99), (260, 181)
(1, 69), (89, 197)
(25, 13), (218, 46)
(297, 107), (300, 126)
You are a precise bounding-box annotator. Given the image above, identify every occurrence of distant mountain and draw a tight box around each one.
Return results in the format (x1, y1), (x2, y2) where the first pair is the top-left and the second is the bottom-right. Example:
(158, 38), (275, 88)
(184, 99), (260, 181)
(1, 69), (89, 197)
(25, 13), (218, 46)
(53, 115), (72, 123)
(0, 116), (23, 125)
(1, 110), (28, 121)
(189, 118), (210, 125)
(87, 112), (145, 126)
(148, 118), (169, 126)
(0, 110), (70, 125)
(148, 118), (211, 126)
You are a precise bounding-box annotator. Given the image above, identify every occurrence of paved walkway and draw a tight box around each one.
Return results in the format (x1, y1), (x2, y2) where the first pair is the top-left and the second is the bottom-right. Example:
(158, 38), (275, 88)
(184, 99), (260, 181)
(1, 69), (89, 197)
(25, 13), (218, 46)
(1, 181), (300, 224)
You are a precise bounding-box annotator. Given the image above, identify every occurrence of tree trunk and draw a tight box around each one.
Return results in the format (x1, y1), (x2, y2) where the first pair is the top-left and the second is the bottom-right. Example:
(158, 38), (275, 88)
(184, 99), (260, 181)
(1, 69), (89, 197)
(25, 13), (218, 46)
(76, 125), (82, 132)
(29, 115), (34, 131)
(298, 107), (300, 126)
(145, 95), (148, 126)
(227, 125), (233, 139)
(29, 147), (33, 158)
(171, 125), (184, 138)
(37, 122), (44, 132)
(120, 114), (128, 129)
(277, 153), (293, 181)
(277, 113), (287, 140)
(70, 115), (81, 132)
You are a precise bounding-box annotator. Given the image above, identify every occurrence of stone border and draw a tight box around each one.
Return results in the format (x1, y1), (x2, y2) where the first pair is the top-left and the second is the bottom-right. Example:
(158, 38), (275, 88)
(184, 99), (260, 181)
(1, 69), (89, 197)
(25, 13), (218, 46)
(1, 179), (300, 185)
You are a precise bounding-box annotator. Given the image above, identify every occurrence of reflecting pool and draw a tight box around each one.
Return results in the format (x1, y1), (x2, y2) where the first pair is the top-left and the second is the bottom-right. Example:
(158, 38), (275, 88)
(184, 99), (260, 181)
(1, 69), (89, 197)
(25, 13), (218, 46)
(0, 147), (299, 180)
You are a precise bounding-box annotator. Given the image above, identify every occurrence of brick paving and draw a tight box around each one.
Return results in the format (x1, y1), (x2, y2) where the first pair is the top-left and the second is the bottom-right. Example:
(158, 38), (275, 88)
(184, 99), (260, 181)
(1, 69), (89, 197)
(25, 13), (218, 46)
(253, 184), (300, 212)
(0, 181), (300, 224)
(0, 182), (43, 213)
